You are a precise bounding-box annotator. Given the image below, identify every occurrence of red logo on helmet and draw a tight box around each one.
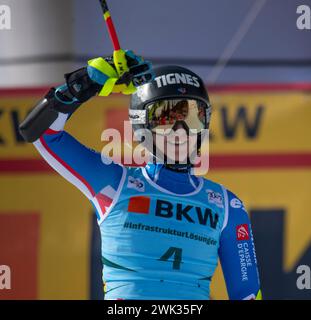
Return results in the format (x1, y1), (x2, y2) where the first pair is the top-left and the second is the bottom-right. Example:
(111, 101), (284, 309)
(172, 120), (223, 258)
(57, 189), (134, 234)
(236, 224), (250, 240)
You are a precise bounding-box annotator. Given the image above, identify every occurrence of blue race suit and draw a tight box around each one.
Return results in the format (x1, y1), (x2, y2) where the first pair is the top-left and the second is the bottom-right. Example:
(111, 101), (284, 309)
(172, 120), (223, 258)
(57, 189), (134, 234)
(33, 112), (261, 300)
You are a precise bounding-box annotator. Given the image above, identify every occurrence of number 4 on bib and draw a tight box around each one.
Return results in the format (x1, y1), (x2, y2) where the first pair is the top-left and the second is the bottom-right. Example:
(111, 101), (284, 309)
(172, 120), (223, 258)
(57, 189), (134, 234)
(158, 247), (183, 270)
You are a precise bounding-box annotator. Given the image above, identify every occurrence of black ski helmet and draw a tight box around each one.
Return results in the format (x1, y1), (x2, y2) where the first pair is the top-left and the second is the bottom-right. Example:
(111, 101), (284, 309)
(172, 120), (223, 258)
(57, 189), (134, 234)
(129, 65), (211, 164)
(130, 65), (211, 133)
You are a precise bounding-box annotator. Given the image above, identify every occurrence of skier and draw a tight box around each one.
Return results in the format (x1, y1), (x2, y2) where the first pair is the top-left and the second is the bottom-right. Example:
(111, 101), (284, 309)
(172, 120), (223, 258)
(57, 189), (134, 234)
(19, 50), (261, 300)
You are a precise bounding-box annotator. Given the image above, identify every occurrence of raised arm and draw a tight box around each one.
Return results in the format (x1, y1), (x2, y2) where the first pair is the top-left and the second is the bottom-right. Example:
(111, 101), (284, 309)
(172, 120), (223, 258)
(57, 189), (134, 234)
(19, 51), (154, 222)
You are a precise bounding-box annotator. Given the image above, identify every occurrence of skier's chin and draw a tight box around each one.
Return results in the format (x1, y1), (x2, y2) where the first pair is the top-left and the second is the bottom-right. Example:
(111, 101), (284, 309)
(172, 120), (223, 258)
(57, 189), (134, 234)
(166, 142), (188, 163)
(159, 139), (196, 164)
(151, 132), (198, 164)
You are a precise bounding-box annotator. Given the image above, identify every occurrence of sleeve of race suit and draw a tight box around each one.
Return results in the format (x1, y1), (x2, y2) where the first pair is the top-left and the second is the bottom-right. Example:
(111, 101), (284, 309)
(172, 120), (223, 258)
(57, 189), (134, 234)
(219, 189), (262, 300)
(32, 112), (126, 221)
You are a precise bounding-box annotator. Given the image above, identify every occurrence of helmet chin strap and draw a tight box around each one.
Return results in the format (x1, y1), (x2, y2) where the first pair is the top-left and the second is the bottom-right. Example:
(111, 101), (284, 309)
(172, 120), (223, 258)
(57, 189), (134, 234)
(151, 143), (199, 173)
(165, 163), (192, 172)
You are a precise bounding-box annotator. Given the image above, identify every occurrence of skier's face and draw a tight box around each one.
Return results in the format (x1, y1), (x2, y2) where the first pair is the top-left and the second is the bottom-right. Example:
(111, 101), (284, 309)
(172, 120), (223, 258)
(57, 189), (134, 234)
(152, 122), (199, 164)
(143, 98), (208, 164)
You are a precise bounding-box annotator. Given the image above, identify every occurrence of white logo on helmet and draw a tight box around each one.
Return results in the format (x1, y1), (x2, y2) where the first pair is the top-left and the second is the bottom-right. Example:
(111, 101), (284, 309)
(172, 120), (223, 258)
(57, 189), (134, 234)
(155, 73), (200, 88)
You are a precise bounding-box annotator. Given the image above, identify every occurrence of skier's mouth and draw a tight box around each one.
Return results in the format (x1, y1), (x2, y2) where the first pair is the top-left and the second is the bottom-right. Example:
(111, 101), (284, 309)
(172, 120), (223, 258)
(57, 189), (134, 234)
(165, 132), (189, 146)
(167, 140), (188, 146)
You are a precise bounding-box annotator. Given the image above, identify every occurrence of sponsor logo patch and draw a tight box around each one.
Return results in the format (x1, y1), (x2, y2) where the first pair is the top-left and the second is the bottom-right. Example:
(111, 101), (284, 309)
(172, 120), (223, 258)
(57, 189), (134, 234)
(127, 176), (145, 192)
(230, 198), (246, 210)
(177, 87), (187, 94)
(128, 196), (150, 214)
(127, 196), (219, 229)
(128, 110), (146, 124)
(236, 224), (250, 241)
(154, 73), (200, 88)
(206, 189), (224, 208)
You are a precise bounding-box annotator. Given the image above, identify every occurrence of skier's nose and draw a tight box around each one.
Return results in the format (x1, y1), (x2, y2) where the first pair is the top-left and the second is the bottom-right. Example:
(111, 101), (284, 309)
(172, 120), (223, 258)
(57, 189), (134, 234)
(172, 120), (189, 132)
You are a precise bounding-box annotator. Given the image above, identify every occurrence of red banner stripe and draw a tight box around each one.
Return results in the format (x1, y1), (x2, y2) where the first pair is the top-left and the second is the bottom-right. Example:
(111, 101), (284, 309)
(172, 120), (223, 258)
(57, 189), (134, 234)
(1, 153), (311, 174)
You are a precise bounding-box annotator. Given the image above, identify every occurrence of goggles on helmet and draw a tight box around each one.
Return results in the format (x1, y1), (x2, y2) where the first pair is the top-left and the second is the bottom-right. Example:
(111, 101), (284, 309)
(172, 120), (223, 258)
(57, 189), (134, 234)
(146, 99), (210, 134)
